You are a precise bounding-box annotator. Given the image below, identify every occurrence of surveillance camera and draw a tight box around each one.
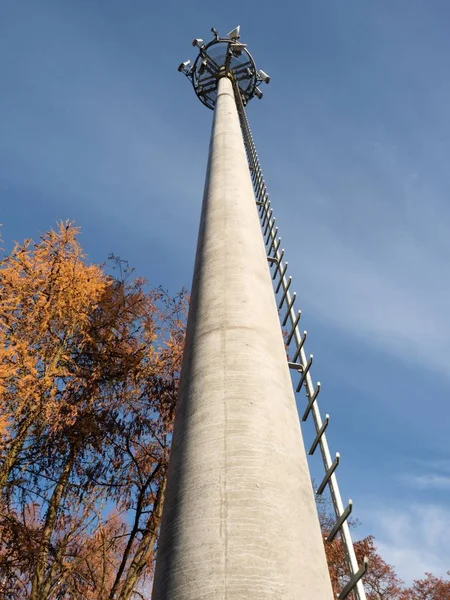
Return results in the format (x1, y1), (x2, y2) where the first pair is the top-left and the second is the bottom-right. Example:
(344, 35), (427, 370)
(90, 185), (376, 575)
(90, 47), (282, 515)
(254, 87), (263, 99)
(178, 59), (191, 72)
(192, 38), (203, 47)
(258, 70), (271, 84)
(230, 42), (247, 56)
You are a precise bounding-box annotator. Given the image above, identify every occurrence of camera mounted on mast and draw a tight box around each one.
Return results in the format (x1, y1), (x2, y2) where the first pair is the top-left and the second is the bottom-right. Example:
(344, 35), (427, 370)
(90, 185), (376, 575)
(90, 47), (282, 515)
(177, 26), (270, 110)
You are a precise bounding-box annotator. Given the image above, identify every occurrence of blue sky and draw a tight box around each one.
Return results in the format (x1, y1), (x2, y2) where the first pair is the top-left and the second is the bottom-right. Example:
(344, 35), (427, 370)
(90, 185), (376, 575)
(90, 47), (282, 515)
(1, 0), (450, 584)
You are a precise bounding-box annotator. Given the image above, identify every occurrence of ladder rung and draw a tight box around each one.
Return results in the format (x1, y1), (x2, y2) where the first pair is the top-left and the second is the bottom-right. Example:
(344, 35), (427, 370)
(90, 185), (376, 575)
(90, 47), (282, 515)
(308, 414), (329, 455)
(282, 293), (296, 326)
(272, 252), (284, 279)
(302, 382), (321, 421)
(275, 263), (288, 293)
(268, 235), (281, 256)
(338, 558), (368, 600)
(286, 311), (302, 346)
(264, 215), (274, 237)
(261, 206), (272, 229)
(292, 330), (307, 363)
(258, 191), (268, 209)
(278, 277), (292, 309)
(296, 354), (313, 393)
(317, 453), (340, 495)
(267, 228), (279, 251)
(265, 218), (276, 243)
(327, 500), (352, 543)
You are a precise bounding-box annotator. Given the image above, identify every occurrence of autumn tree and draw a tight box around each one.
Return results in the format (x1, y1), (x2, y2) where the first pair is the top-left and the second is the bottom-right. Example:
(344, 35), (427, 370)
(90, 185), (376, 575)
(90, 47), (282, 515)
(0, 222), (187, 599)
(2, 222), (449, 600)
(317, 491), (450, 599)
(316, 490), (404, 600)
(401, 572), (450, 600)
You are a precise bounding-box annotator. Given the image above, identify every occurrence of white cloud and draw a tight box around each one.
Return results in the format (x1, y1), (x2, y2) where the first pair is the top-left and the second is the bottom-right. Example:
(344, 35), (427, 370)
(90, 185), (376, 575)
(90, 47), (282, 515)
(277, 178), (450, 377)
(416, 459), (450, 473)
(368, 503), (450, 584)
(403, 473), (450, 489)
(264, 88), (450, 378)
(402, 459), (450, 489)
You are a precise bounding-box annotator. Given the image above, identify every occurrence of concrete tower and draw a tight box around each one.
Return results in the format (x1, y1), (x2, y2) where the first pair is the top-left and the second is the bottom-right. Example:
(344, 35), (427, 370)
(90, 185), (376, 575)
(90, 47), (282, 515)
(152, 27), (367, 600)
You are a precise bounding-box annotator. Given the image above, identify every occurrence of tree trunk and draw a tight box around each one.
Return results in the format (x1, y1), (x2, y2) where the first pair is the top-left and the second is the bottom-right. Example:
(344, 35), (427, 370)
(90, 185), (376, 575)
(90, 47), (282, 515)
(117, 477), (166, 600)
(1, 343), (67, 494)
(29, 443), (77, 600)
(0, 411), (37, 493)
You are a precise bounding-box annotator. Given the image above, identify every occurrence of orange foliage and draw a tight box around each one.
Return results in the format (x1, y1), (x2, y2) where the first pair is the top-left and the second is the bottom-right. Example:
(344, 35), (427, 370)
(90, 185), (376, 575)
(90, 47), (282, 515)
(318, 491), (450, 600)
(0, 222), (187, 599)
(401, 572), (450, 600)
(0, 222), (106, 436)
(1, 222), (448, 600)
(323, 533), (403, 599)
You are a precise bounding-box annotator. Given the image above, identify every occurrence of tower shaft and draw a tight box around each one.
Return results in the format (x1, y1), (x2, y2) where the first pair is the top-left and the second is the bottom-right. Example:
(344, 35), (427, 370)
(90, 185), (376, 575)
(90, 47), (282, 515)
(152, 75), (334, 599)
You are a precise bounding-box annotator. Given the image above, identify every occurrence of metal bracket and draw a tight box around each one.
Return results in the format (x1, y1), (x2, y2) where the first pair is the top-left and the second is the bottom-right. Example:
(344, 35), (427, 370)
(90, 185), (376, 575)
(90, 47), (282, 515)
(288, 361), (302, 370)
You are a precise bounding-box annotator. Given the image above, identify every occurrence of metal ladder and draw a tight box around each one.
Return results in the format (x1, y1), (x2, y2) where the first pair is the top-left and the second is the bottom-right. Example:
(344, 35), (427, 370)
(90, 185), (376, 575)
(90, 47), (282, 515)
(233, 80), (368, 600)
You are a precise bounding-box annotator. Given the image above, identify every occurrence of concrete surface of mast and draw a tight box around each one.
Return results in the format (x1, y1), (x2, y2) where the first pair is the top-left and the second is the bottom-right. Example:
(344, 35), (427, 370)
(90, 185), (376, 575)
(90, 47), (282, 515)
(152, 27), (334, 600)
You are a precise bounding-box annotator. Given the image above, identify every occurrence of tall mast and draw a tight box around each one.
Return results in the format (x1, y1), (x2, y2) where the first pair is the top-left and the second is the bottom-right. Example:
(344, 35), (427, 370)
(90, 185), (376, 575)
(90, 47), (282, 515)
(152, 27), (367, 600)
